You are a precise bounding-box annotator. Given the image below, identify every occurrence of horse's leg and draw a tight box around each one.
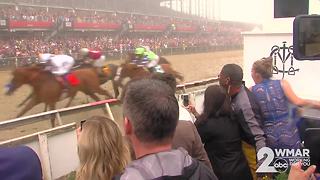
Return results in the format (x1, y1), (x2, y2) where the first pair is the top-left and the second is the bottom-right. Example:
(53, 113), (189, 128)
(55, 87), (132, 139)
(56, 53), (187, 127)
(93, 87), (113, 99)
(65, 92), (77, 108)
(17, 98), (40, 117)
(86, 92), (100, 102)
(48, 104), (56, 127)
(17, 92), (33, 107)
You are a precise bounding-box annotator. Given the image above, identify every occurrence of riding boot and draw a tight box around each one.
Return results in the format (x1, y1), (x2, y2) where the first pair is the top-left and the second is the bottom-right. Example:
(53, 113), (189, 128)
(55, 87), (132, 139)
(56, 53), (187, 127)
(56, 76), (69, 92)
(148, 67), (155, 73)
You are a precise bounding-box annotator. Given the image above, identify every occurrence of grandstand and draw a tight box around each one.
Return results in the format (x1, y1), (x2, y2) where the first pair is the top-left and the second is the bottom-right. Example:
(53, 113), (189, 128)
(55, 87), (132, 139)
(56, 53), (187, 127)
(0, 0), (255, 68)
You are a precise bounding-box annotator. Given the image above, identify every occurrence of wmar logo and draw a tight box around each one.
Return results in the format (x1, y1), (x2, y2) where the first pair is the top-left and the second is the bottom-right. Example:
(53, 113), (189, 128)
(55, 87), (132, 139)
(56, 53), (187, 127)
(256, 147), (310, 173)
(273, 158), (288, 172)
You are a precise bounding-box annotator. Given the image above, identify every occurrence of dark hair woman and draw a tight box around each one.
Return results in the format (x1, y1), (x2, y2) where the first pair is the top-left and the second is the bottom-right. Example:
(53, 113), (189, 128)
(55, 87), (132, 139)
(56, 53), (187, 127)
(187, 85), (253, 180)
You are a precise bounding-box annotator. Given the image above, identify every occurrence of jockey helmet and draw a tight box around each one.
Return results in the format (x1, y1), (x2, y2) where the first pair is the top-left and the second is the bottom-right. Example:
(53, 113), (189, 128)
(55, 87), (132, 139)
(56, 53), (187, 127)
(135, 47), (145, 55)
(80, 48), (90, 56)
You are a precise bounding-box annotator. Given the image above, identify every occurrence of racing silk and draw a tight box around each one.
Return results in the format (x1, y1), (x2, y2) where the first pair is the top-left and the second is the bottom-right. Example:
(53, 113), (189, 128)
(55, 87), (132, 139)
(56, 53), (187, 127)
(251, 79), (301, 149)
(88, 50), (102, 60)
(49, 55), (75, 75)
(143, 50), (158, 61)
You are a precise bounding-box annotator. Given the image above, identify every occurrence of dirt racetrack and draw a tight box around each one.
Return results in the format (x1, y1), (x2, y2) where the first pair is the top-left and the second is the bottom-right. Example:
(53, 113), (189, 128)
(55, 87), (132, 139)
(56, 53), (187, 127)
(0, 50), (243, 140)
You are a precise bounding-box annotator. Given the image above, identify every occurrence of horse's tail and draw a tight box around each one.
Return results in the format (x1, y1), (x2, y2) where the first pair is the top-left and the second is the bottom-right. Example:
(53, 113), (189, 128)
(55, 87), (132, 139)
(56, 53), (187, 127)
(159, 57), (171, 65)
(174, 72), (184, 82)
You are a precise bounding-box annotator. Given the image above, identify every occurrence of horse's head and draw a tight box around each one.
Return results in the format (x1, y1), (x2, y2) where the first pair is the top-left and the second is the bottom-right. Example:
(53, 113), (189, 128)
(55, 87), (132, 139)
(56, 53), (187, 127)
(5, 67), (41, 95)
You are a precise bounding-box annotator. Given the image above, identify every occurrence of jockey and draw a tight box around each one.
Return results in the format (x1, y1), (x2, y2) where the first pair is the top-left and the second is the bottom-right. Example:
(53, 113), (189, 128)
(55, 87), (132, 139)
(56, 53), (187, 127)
(79, 48), (106, 67)
(39, 53), (76, 87)
(134, 46), (161, 72)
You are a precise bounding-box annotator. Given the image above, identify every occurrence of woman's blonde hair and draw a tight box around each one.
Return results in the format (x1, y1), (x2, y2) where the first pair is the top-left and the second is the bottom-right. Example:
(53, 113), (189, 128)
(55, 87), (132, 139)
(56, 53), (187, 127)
(252, 56), (273, 79)
(76, 116), (130, 180)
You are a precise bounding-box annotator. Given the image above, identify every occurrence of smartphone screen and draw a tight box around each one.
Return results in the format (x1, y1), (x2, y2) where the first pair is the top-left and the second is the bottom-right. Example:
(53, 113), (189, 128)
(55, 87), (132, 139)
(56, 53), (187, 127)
(182, 94), (189, 107)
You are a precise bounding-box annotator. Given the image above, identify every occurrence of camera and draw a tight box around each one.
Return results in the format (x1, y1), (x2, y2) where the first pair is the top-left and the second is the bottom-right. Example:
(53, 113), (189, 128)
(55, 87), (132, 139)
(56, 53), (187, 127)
(293, 15), (320, 60)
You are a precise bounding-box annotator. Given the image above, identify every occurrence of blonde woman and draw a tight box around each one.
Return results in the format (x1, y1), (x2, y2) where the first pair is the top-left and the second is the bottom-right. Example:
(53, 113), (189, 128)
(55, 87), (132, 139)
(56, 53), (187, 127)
(251, 57), (320, 149)
(76, 116), (130, 180)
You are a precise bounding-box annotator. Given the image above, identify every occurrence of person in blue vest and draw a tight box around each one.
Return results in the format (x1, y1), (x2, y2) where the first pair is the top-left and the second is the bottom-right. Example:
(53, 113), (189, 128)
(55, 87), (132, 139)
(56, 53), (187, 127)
(251, 56), (320, 150)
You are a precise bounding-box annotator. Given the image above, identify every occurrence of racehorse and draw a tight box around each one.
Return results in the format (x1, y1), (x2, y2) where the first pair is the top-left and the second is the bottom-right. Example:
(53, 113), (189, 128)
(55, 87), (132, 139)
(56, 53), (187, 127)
(17, 63), (120, 109)
(6, 66), (113, 127)
(126, 52), (171, 65)
(113, 62), (184, 98)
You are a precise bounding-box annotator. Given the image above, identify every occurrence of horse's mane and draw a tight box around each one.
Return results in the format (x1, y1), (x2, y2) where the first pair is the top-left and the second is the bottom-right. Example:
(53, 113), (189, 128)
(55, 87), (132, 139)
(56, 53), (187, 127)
(14, 66), (53, 80)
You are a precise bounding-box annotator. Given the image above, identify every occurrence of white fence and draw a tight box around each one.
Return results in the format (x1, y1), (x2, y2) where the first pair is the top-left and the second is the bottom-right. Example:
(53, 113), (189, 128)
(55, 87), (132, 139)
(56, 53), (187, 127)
(0, 77), (218, 179)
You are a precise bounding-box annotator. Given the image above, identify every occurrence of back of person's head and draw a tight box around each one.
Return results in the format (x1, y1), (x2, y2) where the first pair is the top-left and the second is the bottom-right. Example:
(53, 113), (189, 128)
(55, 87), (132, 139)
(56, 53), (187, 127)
(220, 64), (243, 86)
(123, 78), (179, 144)
(252, 56), (273, 79)
(199, 85), (231, 124)
(151, 73), (177, 93)
(77, 116), (130, 180)
(0, 146), (42, 180)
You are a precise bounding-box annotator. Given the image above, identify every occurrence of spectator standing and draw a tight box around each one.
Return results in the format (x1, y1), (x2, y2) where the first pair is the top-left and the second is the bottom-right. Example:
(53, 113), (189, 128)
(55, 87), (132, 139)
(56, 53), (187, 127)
(115, 79), (217, 179)
(218, 63), (266, 179)
(76, 116), (130, 180)
(151, 73), (212, 170)
(187, 85), (253, 180)
(250, 57), (320, 149)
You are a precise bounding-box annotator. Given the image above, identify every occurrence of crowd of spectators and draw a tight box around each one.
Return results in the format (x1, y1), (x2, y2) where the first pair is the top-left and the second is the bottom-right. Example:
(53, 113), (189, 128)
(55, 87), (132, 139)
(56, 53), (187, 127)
(0, 30), (243, 59)
(1, 65), (319, 180)
(0, 4), (251, 61)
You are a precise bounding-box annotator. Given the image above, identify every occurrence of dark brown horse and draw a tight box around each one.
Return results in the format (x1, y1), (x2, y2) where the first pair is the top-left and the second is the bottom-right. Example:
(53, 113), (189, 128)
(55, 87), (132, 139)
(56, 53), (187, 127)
(6, 66), (113, 127)
(113, 63), (184, 98)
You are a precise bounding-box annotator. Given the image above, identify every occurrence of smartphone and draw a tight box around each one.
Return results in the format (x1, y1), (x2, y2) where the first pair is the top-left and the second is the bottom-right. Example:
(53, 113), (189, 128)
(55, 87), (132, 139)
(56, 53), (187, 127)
(182, 94), (189, 107)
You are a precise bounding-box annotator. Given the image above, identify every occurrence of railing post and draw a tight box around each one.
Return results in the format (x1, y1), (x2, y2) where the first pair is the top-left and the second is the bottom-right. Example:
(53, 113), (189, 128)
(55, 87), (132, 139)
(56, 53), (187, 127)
(105, 103), (115, 121)
(55, 112), (63, 126)
(38, 133), (52, 180)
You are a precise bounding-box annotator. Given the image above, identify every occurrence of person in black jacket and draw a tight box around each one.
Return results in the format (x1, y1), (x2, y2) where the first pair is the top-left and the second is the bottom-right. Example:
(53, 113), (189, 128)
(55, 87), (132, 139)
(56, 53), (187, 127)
(114, 79), (217, 180)
(188, 85), (253, 180)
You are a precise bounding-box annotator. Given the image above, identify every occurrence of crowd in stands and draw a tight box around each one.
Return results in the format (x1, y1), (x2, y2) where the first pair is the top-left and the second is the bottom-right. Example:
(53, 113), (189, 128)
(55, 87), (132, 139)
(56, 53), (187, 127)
(0, 30), (243, 59)
(0, 4), (250, 60)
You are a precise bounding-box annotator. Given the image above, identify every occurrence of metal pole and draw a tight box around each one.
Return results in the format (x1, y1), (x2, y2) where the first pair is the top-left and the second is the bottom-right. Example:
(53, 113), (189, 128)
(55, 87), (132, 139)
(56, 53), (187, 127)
(205, 0), (208, 19)
(189, 0), (192, 14)
(198, 0), (201, 17)
(176, 0), (178, 11)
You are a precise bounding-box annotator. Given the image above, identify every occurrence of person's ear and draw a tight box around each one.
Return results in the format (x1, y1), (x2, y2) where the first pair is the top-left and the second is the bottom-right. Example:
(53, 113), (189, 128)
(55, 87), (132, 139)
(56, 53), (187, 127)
(225, 77), (231, 85)
(124, 117), (132, 136)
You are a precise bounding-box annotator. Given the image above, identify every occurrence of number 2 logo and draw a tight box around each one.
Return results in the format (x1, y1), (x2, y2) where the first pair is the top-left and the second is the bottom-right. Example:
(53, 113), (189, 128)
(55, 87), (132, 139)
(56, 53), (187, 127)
(256, 147), (277, 173)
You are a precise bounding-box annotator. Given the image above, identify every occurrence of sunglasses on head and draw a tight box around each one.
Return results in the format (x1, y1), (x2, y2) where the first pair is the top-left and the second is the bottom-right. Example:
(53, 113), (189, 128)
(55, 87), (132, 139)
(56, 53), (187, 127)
(80, 120), (86, 131)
